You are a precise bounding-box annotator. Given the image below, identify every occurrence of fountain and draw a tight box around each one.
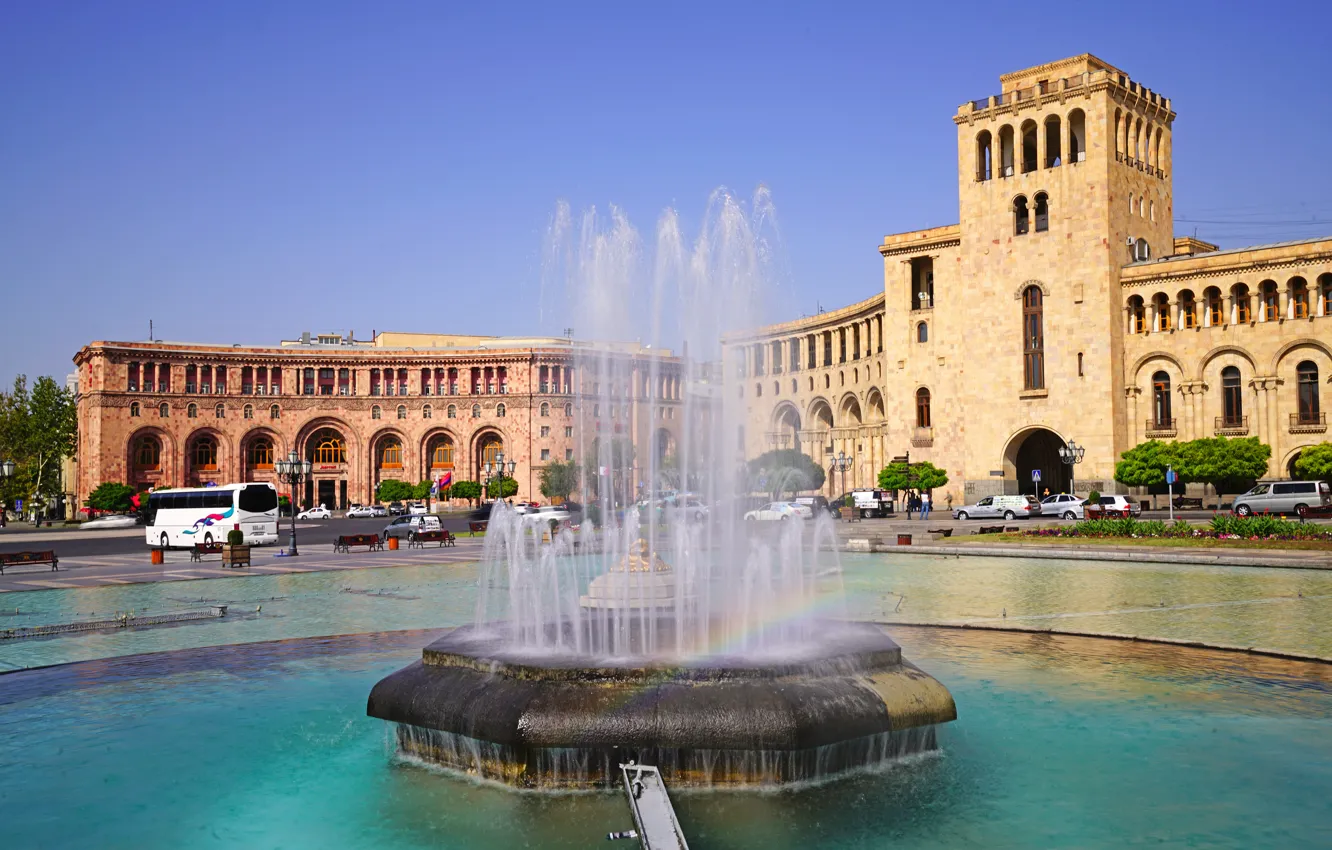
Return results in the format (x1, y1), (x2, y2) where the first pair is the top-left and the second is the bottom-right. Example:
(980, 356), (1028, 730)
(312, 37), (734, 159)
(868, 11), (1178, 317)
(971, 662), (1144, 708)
(367, 190), (956, 788)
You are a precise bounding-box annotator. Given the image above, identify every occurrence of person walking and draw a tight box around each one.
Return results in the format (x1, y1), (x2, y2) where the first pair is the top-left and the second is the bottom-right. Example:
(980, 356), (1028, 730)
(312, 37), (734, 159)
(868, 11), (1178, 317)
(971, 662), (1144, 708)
(920, 491), (931, 521)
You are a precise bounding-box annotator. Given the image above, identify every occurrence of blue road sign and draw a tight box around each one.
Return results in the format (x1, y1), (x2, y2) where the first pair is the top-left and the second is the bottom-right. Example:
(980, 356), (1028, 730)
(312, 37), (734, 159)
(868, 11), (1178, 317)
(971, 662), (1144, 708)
(1031, 469), (1041, 482)
(1166, 468), (1177, 485)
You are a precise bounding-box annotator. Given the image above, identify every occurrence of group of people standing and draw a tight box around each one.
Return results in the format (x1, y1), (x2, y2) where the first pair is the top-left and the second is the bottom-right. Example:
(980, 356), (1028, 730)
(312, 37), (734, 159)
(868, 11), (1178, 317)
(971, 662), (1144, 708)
(903, 491), (932, 520)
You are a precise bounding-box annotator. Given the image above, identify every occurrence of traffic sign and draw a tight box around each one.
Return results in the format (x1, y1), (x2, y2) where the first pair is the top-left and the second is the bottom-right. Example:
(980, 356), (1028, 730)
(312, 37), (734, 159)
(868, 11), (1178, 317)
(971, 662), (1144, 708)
(1165, 467), (1177, 485)
(1030, 469), (1041, 483)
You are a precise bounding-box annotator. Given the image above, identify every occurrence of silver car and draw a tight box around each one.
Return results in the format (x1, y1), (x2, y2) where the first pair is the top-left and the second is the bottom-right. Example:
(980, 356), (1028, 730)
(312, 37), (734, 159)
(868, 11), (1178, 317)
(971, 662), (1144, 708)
(1233, 480), (1331, 516)
(1041, 494), (1087, 520)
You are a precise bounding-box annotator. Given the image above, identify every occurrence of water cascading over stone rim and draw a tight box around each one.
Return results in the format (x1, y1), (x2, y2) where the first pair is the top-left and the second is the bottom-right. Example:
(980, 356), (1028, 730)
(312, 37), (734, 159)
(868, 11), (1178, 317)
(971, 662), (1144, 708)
(367, 189), (957, 787)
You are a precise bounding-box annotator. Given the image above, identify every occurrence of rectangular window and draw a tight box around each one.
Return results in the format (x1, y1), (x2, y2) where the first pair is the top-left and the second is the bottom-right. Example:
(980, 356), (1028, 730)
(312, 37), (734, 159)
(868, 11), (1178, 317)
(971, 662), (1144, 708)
(540, 426), (550, 437)
(318, 368), (335, 395)
(852, 326), (860, 360)
(839, 329), (847, 363)
(823, 333), (832, 367)
(541, 449), (551, 461)
(564, 426), (573, 437)
(807, 334), (816, 369)
(789, 339), (800, 372)
(565, 448), (573, 460)
(753, 345), (765, 376)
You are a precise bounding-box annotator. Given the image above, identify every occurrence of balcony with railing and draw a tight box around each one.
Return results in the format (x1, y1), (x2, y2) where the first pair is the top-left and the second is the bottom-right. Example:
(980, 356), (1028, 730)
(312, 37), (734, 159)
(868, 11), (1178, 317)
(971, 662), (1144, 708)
(911, 427), (934, 447)
(1291, 411), (1327, 433)
(1215, 415), (1249, 435)
(1145, 418), (1177, 438)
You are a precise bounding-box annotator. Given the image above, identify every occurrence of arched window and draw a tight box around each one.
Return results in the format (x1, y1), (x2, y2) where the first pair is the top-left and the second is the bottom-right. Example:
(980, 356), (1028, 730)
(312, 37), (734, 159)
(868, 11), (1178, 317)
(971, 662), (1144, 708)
(481, 438), (503, 468)
(396, 405), (407, 420)
(1149, 200), (1156, 221)
(215, 403), (225, 419)
(423, 404), (432, 419)
(243, 404), (254, 420)
(1033, 192), (1049, 232)
(1127, 296), (1146, 334)
(496, 403), (506, 417)
(380, 439), (403, 468)
(1320, 274), (1332, 317)
(130, 402), (141, 417)
(159, 403), (170, 418)
(915, 388), (931, 428)
(1179, 290), (1197, 329)
(1233, 284), (1251, 324)
(1205, 287), (1224, 326)
(1153, 293), (1172, 331)
(1138, 195), (1146, 219)
(1014, 195), (1030, 235)
(371, 405), (382, 420)
(998, 124), (1015, 176)
(1291, 277), (1310, 319)
(824, 374), (830, 389)
(187, 403), (198, 419)
(1043, 115), (1061, 168)
(1068, 109), (1086, 162)
(564, 403), (573, 417)
(192, 437), (218, 471)
(447, 404), (457, 419)
(1298, 361), (1321, 425)
(1020, 120), (1038, 172)
(540, 402), (550, 417)
(808, 377), (814, 392)
(773, 381), (780, 395)
(472, 404), (481, 418)
(134, 436), (160, 468)
(1133, 238), (1150, 261)
(1260, 280), (1278, 321)
(1022, 286), (1044, 390)
(755, 384), (762, 398)
(1152, 371), (1172, 428)
(917, 322), (928, 343)
(430, 438), (454, 468)
(1221, 366), (1243, 427)
(269, 404), (280, 420)
(791, 379), (797, 393)
(975, 130), (992, 180)
(310, 429), (346, 464)
(247, 438), (274, 469)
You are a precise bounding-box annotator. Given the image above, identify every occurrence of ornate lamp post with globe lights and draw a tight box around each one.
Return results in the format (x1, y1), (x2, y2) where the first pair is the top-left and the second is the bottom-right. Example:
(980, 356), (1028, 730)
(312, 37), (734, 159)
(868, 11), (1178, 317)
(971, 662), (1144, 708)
(274, 450), (312, 556)
(1056, 439), (1086, 497)
(831, 451), (854, 522)
(0, 459), (14, 528)
(484, 452), (518, 502)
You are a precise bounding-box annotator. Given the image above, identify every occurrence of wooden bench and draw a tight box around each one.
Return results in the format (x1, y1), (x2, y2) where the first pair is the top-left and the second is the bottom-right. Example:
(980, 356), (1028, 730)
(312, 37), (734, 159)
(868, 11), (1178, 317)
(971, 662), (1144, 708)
(1172, 497), (1204, 511)
(190, 542), (224, 562)
(334, 533), (385, 553)
(927, 528), (953, 538)
(0, 550), (59, 574)
(408, 529), (456, 548)
(468, 521), (488, 534)
(977, 525), (1004, 534)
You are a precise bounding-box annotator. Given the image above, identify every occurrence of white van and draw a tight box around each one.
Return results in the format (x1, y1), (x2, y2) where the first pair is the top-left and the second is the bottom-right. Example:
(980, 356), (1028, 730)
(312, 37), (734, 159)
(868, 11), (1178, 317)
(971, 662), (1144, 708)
(952, 494), (1043, 520)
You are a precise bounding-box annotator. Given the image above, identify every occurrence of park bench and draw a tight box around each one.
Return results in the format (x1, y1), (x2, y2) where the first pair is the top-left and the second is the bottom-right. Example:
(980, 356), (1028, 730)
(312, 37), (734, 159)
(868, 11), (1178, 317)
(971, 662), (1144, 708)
(334, 533), (385, 553)
(0, 550), (59, 574)
(927, 528), (953, 538)
(190, 542), (224, 562)
(408, 529), (456, 548)
(977, 525), (1004, 534)
(1172, 496), (1204, 510)
(468, 521), (488, 534)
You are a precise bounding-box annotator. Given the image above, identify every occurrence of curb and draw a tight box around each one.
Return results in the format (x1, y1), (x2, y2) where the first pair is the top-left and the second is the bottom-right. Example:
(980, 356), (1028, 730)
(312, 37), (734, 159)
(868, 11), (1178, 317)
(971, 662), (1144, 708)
(841, 539), (1332, 570)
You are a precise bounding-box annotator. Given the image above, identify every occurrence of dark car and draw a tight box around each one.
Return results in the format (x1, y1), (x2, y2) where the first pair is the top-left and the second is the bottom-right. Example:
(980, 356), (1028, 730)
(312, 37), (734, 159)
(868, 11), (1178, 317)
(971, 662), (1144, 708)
(388, 501), (407, 516)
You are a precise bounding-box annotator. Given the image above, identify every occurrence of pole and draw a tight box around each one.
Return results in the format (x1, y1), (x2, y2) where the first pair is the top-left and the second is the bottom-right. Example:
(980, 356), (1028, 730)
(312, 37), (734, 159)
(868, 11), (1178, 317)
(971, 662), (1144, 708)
(289, 478), (300, 556)
(1167, 465), (1174, 523)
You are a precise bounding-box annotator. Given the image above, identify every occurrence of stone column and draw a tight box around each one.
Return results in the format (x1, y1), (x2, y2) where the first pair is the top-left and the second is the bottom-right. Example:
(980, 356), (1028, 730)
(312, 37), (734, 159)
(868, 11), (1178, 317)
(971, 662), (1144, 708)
(1126, 387), (1140, 447)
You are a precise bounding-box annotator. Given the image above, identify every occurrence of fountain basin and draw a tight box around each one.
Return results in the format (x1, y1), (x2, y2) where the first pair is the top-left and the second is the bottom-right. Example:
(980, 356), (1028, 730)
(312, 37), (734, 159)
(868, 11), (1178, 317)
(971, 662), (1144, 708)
(366, 619), (956, 788)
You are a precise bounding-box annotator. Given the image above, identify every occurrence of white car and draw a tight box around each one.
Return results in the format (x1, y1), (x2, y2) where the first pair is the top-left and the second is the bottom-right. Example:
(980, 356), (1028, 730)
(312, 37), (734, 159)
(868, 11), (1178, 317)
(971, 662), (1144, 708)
(744, 502), (813, 521)
(1041, 494), (1087, 520)
(82, 514), (140, 530)
(297, 505), (331, 520)
(408, 502), (428, 516)
(534, 505), (571, 523)
(345, 505), (377, 518)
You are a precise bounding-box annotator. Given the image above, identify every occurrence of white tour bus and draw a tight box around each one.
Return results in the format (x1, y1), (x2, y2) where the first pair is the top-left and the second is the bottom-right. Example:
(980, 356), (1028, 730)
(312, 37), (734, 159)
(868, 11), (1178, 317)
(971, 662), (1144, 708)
(144, 483), (280, 548)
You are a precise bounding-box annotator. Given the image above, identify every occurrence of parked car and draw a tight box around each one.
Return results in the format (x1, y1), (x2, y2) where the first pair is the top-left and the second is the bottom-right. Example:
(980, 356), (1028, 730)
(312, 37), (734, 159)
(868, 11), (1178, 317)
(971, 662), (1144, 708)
(1232, 480), (1331, 516)
(1041, 493), (1087, 520)
(953, 495), (1042, 521)
(381, 514), (441, 540)
(744, 502), (814, 521)
(408, 502), (428, 516)
(298, 505), (332, 520)
(81, 514), (140, 530)
(369, 504), (388, 517)
(848, 489), (893, 519)
(387, 501), (407, 516)
(1092, 495), (1142, 517)
(534, 504), (571, 524)
(345, 504), (377, 518)
(793, 495), (840, 518)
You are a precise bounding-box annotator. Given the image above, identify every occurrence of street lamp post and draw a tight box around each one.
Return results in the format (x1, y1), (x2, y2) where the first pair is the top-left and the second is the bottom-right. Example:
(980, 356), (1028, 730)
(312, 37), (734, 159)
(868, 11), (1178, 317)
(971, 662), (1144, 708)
(831, 451), (853, 521)
(0, 459), (14, 528)
(484, 453), (518, 502)
(274, 450), (312, 556)
(1056, 440), (1086, 497)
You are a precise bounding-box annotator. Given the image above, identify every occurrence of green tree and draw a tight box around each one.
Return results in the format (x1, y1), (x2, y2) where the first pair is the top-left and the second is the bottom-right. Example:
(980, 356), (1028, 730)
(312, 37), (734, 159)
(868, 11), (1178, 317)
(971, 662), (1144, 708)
(1114, 440), (1185, 490)
(451, 480), (482, 506)
(0, 375), (78, 515)
(539, 460), (580, 503)
(1294, 443), (1332, 481)
(411, 480), (434, 501)
(487, 477), (519, 499)
(878, 461), (949, 492)
(86, 482), (136, 513)
(1179, 436), (1271, 495)
(747, 450), (827, 498)
(376, 479), (414, 502)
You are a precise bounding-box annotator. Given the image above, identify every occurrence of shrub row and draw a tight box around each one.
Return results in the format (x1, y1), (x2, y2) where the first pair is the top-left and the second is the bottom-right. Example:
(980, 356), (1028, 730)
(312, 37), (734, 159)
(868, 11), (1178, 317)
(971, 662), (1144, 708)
(1023, 514), (1332, 541)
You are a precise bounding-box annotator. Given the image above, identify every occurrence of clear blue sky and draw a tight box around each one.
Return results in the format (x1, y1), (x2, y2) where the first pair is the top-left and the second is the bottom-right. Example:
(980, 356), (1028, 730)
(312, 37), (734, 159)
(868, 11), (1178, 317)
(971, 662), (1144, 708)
(3, 1), (1329, 387)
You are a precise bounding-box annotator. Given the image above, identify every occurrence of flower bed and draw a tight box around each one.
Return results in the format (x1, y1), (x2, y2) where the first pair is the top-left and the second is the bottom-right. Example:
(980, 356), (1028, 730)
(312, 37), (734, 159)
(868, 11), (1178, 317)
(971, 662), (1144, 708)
(1022, 515), (1332, 541)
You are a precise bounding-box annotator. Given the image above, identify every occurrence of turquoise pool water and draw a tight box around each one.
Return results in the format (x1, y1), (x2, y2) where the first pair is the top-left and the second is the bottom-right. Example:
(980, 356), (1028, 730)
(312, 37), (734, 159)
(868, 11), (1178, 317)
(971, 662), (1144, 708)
(3, 626), (1330, 848)
(4, 552), (1332, 670)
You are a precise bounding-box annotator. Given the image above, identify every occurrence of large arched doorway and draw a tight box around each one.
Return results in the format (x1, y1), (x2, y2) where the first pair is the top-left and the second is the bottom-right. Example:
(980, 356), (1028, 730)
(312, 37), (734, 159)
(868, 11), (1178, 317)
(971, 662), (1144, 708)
(129, 431), (167, 492)
(770, 403), (801, 451)
(371, 432), (407, 504)
(185, 430), (224, 487)
(1008, 427), (1071, 496)
(305, 426), (349, 509)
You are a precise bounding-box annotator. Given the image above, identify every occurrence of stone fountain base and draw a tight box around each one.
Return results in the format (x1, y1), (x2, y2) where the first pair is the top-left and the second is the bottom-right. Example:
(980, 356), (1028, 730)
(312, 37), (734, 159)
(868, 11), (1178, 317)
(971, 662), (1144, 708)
(366, 619), (957, 789)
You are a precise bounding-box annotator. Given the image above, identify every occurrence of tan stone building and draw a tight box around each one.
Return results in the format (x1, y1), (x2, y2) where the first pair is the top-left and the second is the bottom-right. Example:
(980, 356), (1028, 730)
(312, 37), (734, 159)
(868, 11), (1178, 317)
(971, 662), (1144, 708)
(725, 54), (1332, 505)
(72, 331), (686, 509)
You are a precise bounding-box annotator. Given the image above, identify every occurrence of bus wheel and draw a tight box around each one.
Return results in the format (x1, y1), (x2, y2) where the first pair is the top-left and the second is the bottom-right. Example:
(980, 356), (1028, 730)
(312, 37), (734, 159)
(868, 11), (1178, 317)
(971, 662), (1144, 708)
(160, 532), (169, 549)
(204, 532), (214, 546)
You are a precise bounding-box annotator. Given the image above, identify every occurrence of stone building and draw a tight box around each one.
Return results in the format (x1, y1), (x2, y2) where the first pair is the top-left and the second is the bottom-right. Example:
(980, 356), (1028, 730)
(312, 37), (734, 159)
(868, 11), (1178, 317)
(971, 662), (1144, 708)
(725, 54), (1332, 504)
(72, 331), (686, 509)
